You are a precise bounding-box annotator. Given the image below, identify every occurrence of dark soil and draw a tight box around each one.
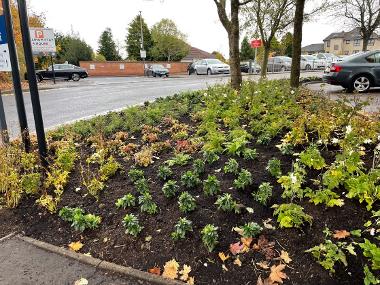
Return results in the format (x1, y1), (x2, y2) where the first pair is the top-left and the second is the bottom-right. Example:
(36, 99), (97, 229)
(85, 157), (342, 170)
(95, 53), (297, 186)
(0, 116), (376, 285)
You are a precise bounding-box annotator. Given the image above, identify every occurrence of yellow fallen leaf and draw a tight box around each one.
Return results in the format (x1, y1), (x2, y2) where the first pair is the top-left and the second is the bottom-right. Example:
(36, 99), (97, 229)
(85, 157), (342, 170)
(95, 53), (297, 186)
(233, 257), (242, 267)
(187, 276), (195, 285)
(256, 261), (270, 270)
(218, 252), (230, 262)
(280, 250), (292, 264)
(269, 264), (287, 284)
(179, 264), (192, 281)
(162, 259), (179, 280)
(74, 278), (88, 285)
(233, 227), (244, 236)
(241, 237), (253, 248)
(69, 241), (83, 252)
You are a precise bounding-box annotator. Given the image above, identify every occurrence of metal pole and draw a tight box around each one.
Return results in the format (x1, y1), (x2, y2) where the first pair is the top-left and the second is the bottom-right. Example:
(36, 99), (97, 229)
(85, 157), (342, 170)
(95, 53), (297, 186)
(139, 11), (146, 76)
(254, 47), (257, 74)
(17, 0), (47, 165)
(2, 0), (30, 151)
(0, 90), (9, 144)
(50, 55), (56, 84)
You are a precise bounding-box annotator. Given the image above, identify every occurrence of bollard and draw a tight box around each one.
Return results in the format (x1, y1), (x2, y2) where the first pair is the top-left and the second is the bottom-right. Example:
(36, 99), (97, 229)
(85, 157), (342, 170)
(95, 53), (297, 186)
(0, 90), (9, 144)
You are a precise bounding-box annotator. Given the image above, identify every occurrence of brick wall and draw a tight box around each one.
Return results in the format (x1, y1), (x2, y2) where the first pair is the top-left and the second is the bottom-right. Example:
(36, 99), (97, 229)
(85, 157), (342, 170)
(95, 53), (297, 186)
(79, 61), (189, 77)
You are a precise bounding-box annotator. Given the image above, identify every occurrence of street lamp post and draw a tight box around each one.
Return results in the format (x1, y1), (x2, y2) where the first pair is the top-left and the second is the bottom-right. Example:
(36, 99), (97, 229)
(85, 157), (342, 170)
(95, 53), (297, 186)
(139, 11), (146, 76)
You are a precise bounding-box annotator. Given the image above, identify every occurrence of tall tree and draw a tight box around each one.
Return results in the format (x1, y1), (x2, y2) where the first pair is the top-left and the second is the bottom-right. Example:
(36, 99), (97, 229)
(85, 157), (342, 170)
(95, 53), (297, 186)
(243, 0), (296, 78)
(336, 0), (380, 51)
(55, 33), (93, 66)
(213, 0), (252, 90)
(212, 51), (228, 63)
(97, 28), (121, 61)
(240, 36), (255, 60)
(150, 19), (189, 61)
(126, 14), (153, 60)
(280, 32), (293, 57)
(290, 0), (305, 88)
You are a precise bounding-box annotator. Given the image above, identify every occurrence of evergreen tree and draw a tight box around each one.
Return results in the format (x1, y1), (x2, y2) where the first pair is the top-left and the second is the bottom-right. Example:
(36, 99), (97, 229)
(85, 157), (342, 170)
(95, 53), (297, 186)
(97, 28), (121, 61)
(240, 36), (255, 61)
(281, 32), (293, 57)
(126, 15), (153, 60)
(55, 33), (93, 66)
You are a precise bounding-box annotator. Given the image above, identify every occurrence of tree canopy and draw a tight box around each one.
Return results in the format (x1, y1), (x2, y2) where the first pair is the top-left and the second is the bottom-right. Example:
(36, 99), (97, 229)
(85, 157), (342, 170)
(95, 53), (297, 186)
(55, 33), (93, 66)
(98, 28), (121, 61)
(240, 36), (255, 60)
(126, 14), (153, 60)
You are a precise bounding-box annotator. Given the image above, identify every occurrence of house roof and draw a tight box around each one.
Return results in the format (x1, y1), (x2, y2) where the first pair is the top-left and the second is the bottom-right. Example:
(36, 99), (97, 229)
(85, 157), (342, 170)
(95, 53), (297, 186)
(301, 43), (324, 52)
(324, 28), (380, 41)
(182, 46), (216, 62)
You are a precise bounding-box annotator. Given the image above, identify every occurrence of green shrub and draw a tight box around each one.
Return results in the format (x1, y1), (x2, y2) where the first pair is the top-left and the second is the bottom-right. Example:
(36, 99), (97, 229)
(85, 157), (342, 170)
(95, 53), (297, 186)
(165, 153), (192, 167)
(178, 192), (196, 213)
(128, 168), (145, 183)
(122, 214), (143, 237)
(203, 175), (221, 196)
(171, 217), (193, 240)
(203, 151), (220, 164)
(223, 158), (239, 175)
(252, 182), (273, 206)
(193, 159), (206, 175)
(243, 148), (257, 160)
(234, 169), (253, 190)
(201, 224), (219, 252)
(266, 158), (282, 178)
(181, 171), (201, 189)
(138, 192), (158, 214)
(272, 203), (313, 228)
(157, 165), (173, 181)
(115, 193), (136, 209)
(241, 222), (263, 238)
(300, 145), (326, 170)
(162, 180), (179, 198)
(215, 193), (240, 213)
(59, 207), (101, 232)
(134, 178), (149, 194)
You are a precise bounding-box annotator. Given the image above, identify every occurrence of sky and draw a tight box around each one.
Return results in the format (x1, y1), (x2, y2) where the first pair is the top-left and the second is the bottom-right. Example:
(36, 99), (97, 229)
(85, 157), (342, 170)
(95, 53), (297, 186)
(28, 0), (337, 58)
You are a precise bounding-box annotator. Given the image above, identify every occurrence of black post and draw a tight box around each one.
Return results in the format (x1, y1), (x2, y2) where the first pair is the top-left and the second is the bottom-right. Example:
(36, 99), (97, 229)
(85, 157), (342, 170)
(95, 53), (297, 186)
(2, 0), (30, 151)
(50, 55), (56, 84)
(0, 90), (9, 144)
(17, 0), (47, 165)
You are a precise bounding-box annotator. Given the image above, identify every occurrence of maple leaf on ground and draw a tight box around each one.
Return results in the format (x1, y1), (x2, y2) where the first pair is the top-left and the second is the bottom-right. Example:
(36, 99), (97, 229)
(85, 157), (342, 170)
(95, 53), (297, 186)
(234, 257), (242, 267)
(269, 264), (288, 284)
(256, 235), (276, 260)
(233, 227), (244, 236)
(230, 242), (244, 255)
(257, 276), (273, 285)
(241, 237), (253, 247)
(68, 241), (84, 252)
(148, 267), (161, 275)
(187, 276), (195, 285)
(179, 265), (192, 281)
(162, 259), (179, 280)
(218, 252), (230, 262)
(280, 250), (292, 264)
(333, 230), (350, 240)
(256, 261), (270, 270)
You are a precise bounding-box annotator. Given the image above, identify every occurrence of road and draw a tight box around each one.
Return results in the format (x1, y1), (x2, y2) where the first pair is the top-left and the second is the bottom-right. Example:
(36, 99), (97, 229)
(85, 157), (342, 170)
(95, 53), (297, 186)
(2, 72), (322, 138)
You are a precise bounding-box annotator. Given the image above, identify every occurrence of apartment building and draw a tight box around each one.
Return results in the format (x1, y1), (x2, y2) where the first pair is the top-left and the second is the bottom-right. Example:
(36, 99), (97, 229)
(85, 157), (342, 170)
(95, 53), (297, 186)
(324, 28), (380, 55)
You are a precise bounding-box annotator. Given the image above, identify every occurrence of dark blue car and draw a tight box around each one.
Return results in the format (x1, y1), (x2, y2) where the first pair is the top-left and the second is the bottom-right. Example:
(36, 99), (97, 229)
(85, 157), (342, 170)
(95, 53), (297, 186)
(323, 50), (380, 92)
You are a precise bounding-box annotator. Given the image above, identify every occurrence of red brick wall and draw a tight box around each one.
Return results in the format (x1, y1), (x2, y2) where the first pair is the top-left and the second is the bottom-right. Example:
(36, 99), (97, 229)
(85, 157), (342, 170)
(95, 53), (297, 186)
(79, 61), (189, 77)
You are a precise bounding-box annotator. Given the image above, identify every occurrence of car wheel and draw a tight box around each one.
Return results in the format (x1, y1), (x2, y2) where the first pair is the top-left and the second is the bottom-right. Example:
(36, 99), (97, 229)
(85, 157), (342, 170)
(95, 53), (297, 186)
(352, 75), (371, 93)
(36, 75), (42, 82)
(305, 64), (311, 71)
(71, 73), (80, 81)
(166, 74), (169, 78)
(207, 69), (212, 75)
(280, 66), (286, 72)
(153, 72), (157, 77)
(195, 69), (199, 75)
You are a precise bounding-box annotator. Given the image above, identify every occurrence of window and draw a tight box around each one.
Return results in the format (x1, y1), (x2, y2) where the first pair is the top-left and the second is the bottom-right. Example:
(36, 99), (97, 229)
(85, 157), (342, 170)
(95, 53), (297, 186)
(368, 39), (375, 46)
(366, 53), (380, 63)
(119, 64), (125, 70)
(326, 41), (330, 47)
(345, 40), (350, 44)
(89, 64), (95, 70)
(354, 39), (361, 46)
(353, 50), (360, 54)
(344, 51), (349, 55)
(334, 45), (339, 50)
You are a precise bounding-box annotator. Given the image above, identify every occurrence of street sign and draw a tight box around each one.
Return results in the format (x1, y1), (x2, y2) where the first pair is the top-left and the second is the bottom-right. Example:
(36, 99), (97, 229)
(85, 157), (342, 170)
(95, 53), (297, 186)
(140, 49), (146, 59)
(29, 27), (56, 54)
(0, 15), (11, 71)
(251, 39), (262, 48)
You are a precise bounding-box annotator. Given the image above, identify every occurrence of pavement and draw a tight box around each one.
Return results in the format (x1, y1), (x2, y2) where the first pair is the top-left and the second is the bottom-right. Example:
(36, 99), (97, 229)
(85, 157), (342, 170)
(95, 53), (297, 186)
(1, 72), (322, 138)
(306, 82), (380, 113)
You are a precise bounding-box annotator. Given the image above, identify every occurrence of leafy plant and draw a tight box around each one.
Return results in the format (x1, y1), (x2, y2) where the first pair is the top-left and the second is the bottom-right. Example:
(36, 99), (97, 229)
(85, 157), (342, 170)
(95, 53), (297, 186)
(272, 203), (313, 228)
(203, 175), (221, 196)
(162, 180), (179, 198)
(122, 213), (143, 237)
(223, 158), (239, 175)
(178, 192), (196, 213)
(360, 239), (380, 271)
(181, 171), (201, 189)
(134, 178), (149, 194)
(115, 193), (136, 209)
(266, 158), (282, 178)
(241, 222), (263, 238)
(128, 168), (145, 183)
(242, 148), (257, 160)
(305, 188), (344, 208)
(252, 182), (273, 206)
(203, 151), (220, 164)
(278, 162), (306, 201)
(300, 145), (326, 170)
(233, 169), (253, 190)
(59, 207), (101, 232)
(157, 165), (173, 181)
(165, 153), (192, 167)
(193, 159), (206, 175)
(21, 173), (41, 195)
(99, 156), (121, 181)
(134, 147), (154, 167)
(201, 224), (219, 252)
(85, 178), (105, 198)
(215, 193), (241, 213)
(224, 136), (249, 156)
(138, 192), (158, 214)
(171, 217), (193, 241)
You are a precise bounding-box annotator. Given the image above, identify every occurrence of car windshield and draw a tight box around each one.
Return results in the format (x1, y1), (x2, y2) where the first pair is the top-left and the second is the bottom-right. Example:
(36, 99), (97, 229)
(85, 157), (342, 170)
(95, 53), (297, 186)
(324, 54), (333, 59)
(152, 65), (165, 69)
(342, 52), (365, 61)
(206, 59), (223, 64)
(277, 57), (291, 62)
(304, 56), (316, 60)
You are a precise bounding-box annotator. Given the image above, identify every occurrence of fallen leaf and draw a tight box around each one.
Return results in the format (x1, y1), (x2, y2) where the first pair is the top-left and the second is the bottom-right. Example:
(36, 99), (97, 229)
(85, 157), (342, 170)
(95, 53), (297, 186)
(68, 241), (83, 252)
(179, 265), (192, 281)
(256, 261), (270, 270)
(148, 267), (161, 275)
(246, 207), (254, 214)
(257, 236), (276, 260)
(256, 276), (272, 285)
(233, 227), (244, 236)
(74, 278), (88, 285)
(162, 259), (179, 280)
(218, 252), (230, 262)
(269, 264), (287, 284)
(187, 276), (195, 285)
(222, 264), (229, 272)
(280, 250), (292, 264)
(145, 235), (152, 242)
(333, 230), (350, 240)
(230, 242), (244, 255)
(263, 219), (276, 230)
(241, 237), (253, 248)
(234, 257), (242, 267)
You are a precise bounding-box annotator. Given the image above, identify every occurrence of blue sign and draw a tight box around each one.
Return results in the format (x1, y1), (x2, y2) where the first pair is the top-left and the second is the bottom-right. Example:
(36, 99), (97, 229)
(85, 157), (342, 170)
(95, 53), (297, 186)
(0, 15), (7, 45)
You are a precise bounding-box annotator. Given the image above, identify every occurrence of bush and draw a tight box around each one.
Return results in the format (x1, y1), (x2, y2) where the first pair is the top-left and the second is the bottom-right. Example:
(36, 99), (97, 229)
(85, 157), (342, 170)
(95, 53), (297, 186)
(203, 175), (221, 196)
(252, 182), (273, 206)
(201, 224), (219, 252)
(122, 214), (143, 237)
(178, 192), (196, 213)
(234, 169), (253, 190)
(181, 171), (201, 189)
(171, 217), (193, 241)
(162, 180), (179, 198)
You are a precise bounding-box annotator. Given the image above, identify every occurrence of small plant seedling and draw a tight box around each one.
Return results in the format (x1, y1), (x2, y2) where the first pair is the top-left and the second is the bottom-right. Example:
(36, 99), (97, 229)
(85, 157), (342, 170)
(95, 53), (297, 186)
(272, 203), (313, 228)
(181, 171), (201, 189)
(252, 182), (273, 206)
(157, 165), (173, 181)
(99, 156), (121, 181)
(193, 159), (206, 175)
(178, 192), (196, 213)
(86, 178), (105, 198)
(201, 224), (219, 252)
(128, 167), (145, 183)
(241, 222), (263, 238)
(171, 217), (193, 241)
(115, 193), (136, 209)
(59, 207), (101, 232)
(300, 145), (326, 170)
(243, 148), (258, 160)
(165, 153), (192, 167)
(203, 175), (221, 196)
(203, 151), (220, 164)
(162, 180), (179, 198)
(138, 192), (158, 215)
(215, 193), (241, 213)
(223, 158), (239, 175)
(266, 158), (282, 178)
(134, 178), (149, 194)
(122, 214), (143, 237)
(234, 169), (253, 190)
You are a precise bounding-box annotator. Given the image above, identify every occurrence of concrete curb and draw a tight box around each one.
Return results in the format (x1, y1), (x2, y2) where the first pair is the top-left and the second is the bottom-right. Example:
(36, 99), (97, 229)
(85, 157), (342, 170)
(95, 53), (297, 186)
(0, 232), (17, 243)
(17, 235), (183, 285)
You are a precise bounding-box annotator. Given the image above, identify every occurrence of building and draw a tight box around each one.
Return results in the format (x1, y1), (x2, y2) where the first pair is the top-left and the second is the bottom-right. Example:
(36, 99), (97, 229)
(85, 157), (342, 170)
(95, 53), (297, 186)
(181, 46), (216, 63)
(323, 28), (380, 55)
(301, 43), (325, 55)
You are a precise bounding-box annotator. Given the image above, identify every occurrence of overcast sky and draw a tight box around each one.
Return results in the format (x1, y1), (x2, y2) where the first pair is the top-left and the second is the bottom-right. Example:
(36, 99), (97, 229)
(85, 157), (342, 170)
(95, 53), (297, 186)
(29, 0), (337, 58)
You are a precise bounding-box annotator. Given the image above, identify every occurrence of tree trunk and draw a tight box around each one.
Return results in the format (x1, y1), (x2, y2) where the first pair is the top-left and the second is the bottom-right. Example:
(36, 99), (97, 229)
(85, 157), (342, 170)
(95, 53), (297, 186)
(229, 0), (242, 90)
(261, 46), (270, 78)
(290, 0), (305, 88)
(362, 36), (369, 52)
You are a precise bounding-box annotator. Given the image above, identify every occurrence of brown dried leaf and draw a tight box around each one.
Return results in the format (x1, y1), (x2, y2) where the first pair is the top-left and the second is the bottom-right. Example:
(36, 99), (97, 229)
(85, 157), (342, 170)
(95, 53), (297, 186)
(68, 241), (83, 252)
(256, 276), (273, 285)
(256, 261), (270, 270)
(162, 259), (179, 280)
(233, 257), (242, 267)
(179, 265), (192, 281)
(333, 230), (350, 240)
(187, 277), (195, 285)
(241, 237), (253, 247)
(218, 252), (230, 262)
(269, 264), (287, 284)
(230, 242), (244, 255)
(280, 250), (292, 264)
(148, 267), (161, 275)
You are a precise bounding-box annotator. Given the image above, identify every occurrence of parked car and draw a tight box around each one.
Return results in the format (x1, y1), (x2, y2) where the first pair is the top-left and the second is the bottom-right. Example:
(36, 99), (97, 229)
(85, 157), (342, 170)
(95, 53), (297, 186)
(145, 64), (169, 77)
(240, 61), (261, 73)
(313, 53), (339, 68)
(322, 50), (380, 92)
(31, 64), (88, 82)
(301, 55), (322, 70)
(267, 56), (292, 72)
(193, 59), (230, 75)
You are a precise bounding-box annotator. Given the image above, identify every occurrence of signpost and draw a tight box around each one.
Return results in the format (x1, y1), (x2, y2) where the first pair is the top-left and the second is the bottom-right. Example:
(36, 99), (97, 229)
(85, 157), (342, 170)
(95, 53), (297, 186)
(250, 39), (262, 74)
(0, 15), (11, 72)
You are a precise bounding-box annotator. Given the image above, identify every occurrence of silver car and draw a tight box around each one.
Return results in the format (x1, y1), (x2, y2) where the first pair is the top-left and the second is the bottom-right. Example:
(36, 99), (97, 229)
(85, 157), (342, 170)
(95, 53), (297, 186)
(301, 55), (322, 70)
(193, 59), (230, 75)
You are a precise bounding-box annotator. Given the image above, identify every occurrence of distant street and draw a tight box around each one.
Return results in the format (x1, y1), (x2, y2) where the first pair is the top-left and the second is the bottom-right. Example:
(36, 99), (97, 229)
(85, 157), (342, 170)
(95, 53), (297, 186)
(3, 72), (322, 138)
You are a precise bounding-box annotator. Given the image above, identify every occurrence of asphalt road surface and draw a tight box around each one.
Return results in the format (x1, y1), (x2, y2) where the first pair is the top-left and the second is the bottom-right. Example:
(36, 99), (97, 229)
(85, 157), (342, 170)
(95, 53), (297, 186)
(2, 72), (322, 138)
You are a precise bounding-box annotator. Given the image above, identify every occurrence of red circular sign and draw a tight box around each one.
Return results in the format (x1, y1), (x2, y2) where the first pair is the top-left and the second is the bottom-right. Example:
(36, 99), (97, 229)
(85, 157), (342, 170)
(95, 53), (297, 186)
(250, 39), (262, 48)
